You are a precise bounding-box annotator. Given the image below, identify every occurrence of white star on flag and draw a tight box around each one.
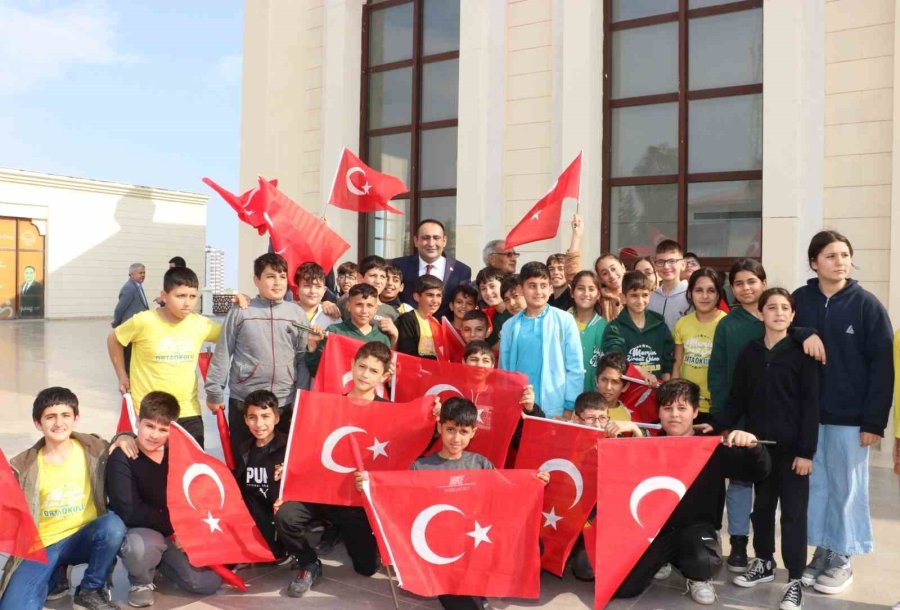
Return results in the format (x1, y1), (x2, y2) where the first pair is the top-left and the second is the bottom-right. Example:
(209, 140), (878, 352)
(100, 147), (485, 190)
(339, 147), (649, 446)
(362, 182), (372, 194)
(367, 438), (389, 460)
(542, 506), (563, 530)
(531, 210), (542, 221)
(466, 521), (492, 548)
(476, 408), (485, 424)
(202, 511), (222, 533)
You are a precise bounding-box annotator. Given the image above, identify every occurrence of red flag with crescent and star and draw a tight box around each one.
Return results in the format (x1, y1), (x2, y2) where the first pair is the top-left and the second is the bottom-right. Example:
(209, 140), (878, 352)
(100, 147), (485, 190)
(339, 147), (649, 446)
(202, 176), (273, 235)
(0, 448), (47, 563)
(503, 152), (581, 250)
(328, 147), (407, 214)
(311, 333), (394, 398)
(280, 392), (435, 507)
(513, 416), (603, 576)
(361, 469), (543, 598)
(440, 317), (466, 362)
(166, 423), (275, 567)
(620, 365), (659, 424)
(392, 358), (529, 467)
(593, 436), (721, 609)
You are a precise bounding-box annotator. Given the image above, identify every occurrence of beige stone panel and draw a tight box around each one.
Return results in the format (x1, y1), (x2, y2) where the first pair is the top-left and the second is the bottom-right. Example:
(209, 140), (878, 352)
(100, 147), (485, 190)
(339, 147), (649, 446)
(508, 0), (551, 28)
(761, 216), (804, 289)
(826, 56), (893, 93)
(824, 184), (892, 217)
(862, 280), (889, 305)
(847, 249), (891, 282)
(507, 96), (552, 125)
(825, 0), (894, 33)
(825, 121), (893, 156)
(826, 88), (893, 124)
(303, 129), (322, 153)
(825, 23), (893, 63)
(308, 67), (322, 89)
(824, 153), (892, 187)
(307, 109), (321, 131)
(306, 87), (321, 110)
(508, 21), (552, 51)
(503, 172), (555, 201)
(307, 4), (324, 28)
(823, 216), (891, 249)
(504, 147), (553, 175)
(507, 71), (553, 100)
(507, 47), (552, 75)
(504, 122), (553, 150)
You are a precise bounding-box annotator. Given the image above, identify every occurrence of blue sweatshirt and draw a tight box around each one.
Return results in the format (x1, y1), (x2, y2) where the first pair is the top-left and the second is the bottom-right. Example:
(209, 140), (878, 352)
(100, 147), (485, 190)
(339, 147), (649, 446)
(792, 278), (894, 435)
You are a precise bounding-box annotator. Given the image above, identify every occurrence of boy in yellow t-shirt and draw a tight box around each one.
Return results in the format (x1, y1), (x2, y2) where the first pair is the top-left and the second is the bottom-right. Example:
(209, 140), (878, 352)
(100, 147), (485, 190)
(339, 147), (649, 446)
(0, 387), (125, 610)
(107, 267), (220, 447)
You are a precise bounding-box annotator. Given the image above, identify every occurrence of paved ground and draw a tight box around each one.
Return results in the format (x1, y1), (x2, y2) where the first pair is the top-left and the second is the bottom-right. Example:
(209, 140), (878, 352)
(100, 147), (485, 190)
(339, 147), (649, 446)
(1, 318), (898, 609)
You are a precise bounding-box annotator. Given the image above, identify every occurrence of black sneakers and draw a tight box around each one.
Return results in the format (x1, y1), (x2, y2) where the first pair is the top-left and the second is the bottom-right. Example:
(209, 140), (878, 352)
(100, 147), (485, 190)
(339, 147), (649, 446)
(72, 586), (118, 610)
(780, 579), (803, 610)
(726, 535), (749, 573)
(733, 557), (776, 587)
(287, 560), (323, 598)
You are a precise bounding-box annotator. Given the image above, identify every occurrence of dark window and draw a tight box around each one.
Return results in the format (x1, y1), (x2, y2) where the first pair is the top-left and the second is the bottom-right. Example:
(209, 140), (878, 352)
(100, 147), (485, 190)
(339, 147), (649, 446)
(361, 0), (461, 258)
(602, 0), (762, 267)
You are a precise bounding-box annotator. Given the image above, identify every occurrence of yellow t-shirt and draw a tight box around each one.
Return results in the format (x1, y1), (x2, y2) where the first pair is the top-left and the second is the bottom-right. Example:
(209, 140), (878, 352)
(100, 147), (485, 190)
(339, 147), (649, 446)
(673, 310), (727, 413)
(609, 402), (632, 421)
(415, 311), (436, 357)
(115, 310), (220, 417)
(37, 441), (97, 546)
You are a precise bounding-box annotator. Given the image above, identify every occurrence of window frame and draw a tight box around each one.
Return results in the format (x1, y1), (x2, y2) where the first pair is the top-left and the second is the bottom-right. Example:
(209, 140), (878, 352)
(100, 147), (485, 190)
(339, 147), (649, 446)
(601, 0), (763, 269)
(359, 0), (460, 257)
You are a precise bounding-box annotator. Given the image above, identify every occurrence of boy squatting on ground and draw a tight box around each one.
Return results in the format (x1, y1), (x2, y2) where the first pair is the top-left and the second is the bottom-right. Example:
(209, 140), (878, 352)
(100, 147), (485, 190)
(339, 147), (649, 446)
(107, 266), (220, 447)
(0, 387), (126, 610)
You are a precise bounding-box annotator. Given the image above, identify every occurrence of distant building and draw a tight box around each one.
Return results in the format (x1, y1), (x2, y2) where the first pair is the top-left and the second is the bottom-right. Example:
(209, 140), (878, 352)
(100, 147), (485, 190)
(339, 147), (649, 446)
(205, 246), (225, 292)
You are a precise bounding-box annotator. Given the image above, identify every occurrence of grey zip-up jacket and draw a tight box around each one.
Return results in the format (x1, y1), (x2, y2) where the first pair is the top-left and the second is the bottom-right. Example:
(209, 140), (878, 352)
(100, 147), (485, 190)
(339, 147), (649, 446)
(649, 280), (692, 332)
(204, 297), (308, 406)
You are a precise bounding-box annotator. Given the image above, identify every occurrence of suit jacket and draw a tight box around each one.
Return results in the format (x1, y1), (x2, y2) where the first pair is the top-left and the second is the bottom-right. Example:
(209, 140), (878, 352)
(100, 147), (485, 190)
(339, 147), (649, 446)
(18, 281), (43, 317)
(113, 280), (150, 328)
(392, 254), (472, 320)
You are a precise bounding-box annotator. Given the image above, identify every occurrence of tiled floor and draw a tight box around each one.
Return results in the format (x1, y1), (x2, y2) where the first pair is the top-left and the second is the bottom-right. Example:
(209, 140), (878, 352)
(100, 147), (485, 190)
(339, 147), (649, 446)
(1, 318), (898, 609)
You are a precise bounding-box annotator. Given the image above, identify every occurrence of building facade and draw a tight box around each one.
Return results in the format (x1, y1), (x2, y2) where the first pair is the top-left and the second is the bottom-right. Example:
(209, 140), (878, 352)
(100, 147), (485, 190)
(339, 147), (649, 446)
(0, 168), (207, 319)
(205, 245), (226, 292)
(237, 0), (900, 323)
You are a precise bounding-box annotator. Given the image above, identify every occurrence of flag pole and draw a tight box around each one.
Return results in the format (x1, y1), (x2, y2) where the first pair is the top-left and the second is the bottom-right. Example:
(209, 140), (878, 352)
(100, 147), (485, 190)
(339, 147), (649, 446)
(384, 564), (401, 610)
(322, 147), (344, 219)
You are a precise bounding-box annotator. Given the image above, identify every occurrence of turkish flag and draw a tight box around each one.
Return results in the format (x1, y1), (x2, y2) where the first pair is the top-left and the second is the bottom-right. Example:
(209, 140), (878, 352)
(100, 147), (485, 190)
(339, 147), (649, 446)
(0, 448), (47, 563)
(504, 152), (581, 249)
(620, 365), (659, 424)
(440, 317), (466, 363)
(115, 393), (137, 435)
(256, 177), (351, 287)
(593, 436), (721, 609)
(166, 423), (275, 567)
(513, 416), (603, 576)
(280, 392), (435, 507)
(311, 333), (393, 398)
(197, 349), (213, 382)
(393, 358), (529, 467)
(202, 177), (272, 235)
(328, 147), (407, 214)
(362, 469), (543, 598)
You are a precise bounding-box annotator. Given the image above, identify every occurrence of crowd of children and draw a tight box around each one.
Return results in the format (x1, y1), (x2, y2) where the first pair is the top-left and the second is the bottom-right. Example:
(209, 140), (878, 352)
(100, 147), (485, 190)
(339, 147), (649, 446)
(1, 223), (897, 610)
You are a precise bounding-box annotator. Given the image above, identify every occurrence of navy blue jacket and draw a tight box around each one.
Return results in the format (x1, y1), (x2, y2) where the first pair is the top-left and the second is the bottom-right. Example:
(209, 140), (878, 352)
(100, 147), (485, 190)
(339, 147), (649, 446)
(792, 278), (894, 435)
(392, 254), (472, 320)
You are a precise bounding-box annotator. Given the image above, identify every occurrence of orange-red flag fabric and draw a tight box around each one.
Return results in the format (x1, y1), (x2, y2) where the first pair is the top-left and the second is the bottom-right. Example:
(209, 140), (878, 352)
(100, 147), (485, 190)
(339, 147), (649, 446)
(0, 448), (47, 563)
(328, 147), (407, 214)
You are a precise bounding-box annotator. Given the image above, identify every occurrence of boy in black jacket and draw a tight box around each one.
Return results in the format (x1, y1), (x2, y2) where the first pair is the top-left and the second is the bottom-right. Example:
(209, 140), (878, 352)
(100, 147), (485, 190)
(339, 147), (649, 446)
(396, 274), (444, 358)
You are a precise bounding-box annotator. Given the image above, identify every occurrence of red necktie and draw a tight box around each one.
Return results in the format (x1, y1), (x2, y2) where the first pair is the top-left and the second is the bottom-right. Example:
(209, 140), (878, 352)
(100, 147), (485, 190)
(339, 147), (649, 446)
(426, 264), (434, 276)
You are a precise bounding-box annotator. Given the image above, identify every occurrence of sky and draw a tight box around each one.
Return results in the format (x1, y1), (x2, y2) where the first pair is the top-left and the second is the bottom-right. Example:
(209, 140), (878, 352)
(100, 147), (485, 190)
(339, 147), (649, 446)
(0, 0), (243, 287)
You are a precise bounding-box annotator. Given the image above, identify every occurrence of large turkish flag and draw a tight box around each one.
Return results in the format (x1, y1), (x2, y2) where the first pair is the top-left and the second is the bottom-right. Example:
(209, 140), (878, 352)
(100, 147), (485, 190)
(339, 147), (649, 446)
(311, 333), (393, 398)
(514, 416), (603, 576)
(620, 364), (659, 424)
(280, 392), (435, 506)
(202, 176), (272, 235)
(328, 147), (407, 214)
(593, 436), (721, 609)
(362, 469), (543, 598)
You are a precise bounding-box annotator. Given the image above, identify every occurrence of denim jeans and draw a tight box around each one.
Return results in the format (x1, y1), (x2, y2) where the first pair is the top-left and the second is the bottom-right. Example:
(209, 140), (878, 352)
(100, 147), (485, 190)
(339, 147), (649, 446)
(0, 512), (125, 610)
(725, 479), (753, 537)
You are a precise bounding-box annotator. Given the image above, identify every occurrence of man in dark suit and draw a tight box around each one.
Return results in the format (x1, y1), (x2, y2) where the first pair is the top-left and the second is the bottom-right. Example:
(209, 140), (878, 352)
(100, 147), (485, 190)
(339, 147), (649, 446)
(113, 263), (151, 371)
(392, 219), (472, 320)
(19, 266), (43, 317)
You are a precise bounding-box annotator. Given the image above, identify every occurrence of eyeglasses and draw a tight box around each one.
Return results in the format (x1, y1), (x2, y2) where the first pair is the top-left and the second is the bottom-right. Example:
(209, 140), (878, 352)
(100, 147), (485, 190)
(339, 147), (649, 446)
(493, 251), (520, 258)
(684, 260), (700, 269)
(576, 415), (608, 425)
(654, 258), (683, 268)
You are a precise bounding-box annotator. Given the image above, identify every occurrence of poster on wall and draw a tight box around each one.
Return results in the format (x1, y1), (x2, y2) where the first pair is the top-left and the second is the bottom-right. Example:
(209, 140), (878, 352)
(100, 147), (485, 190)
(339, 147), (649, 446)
(17, 252), (44, 318)
(0, 251), (14, 319)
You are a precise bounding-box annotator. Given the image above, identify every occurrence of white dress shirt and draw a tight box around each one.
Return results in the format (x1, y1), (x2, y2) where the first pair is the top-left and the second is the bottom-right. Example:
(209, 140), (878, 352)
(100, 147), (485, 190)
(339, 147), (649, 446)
(418, 256), (447, 280)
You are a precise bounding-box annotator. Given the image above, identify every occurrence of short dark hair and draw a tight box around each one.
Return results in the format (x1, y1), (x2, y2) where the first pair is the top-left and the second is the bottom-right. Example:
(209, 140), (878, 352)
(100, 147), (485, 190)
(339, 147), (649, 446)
(686, 267), (724, 308)
(463, 339), (494, 362)
(448, 283), (478, 304)
(596, 352), (628, 378)
(33, 387), (79, 422)
(475, 266), (506, 287)
(657, 378), (700, 411)
(385, 265), (403, 282)
(727, 258), (766, 286)
(168, 256), (187, 267)
(758, 287), (795, 312)
(519, 261), (550, 282)
(295, 262), (326, 285)
(807, 229), (854, 265)
(244, 389), (279, 413)
(546, 253), (566, 267)
(416, 218), (446, 236)
(462, 310), (489, 325)
(337, 261), (358, 276)
(254, 253), (288, 278)
(348, 282), (379, 301)
(574, 392), (607, 416)
(622, 270), (655, 294)
(439, 397), (478, 427)
(500, 274), (522, 298)
(655, 239), (683, 256)
(683, 252), (699, 263)
(358, 255), (388, 277)
(353, 341), (392, 371)
(163, 267), (200, 292)
(139, 391), (180, 423)
(413, 274), (444, 294)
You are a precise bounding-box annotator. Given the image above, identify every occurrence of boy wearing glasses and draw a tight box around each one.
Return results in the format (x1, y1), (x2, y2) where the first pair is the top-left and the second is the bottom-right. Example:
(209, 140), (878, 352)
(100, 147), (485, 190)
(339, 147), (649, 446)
(649, 239), (691, 331)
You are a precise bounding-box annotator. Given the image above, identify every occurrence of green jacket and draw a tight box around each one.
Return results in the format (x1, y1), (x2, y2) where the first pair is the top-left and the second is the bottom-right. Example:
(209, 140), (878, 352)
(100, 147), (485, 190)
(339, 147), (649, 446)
(306, 321), (390, 376)
(601, 309), (674, 375)
(708, 306), (763, 419)
(570, 309), (607, 391)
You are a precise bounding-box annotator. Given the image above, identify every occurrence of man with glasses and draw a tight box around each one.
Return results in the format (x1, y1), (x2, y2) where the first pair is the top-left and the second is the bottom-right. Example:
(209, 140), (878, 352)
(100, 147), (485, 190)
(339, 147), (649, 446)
(649, 240), (691, 331)
(483, 239), (520, 275)
(681, 252), (701, 281)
